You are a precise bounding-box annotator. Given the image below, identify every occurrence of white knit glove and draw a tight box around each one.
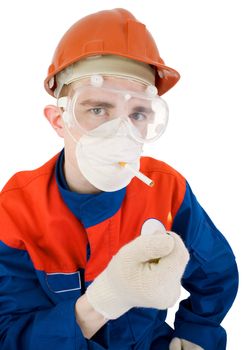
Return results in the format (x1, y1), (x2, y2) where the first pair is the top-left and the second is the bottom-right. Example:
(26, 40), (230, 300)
(170, 337), (204, 350)
(86, 230), (189, 319)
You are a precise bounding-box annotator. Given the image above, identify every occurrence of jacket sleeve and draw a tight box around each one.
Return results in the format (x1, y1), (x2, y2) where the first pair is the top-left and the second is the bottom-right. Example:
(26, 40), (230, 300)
(171, 182), (238, 350)
(0, 241), (107, 350)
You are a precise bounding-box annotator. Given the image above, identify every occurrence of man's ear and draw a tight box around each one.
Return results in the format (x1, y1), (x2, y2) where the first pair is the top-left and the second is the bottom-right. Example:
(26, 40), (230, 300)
(44, 105), (64, 138)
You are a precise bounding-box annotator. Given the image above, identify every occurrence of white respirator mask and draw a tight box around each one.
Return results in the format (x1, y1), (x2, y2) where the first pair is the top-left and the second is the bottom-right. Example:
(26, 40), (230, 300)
(57, 74), (169, 192)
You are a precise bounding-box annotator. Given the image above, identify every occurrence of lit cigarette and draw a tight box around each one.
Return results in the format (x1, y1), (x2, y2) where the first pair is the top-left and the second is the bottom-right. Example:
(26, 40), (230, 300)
(118, 162), (154, 187)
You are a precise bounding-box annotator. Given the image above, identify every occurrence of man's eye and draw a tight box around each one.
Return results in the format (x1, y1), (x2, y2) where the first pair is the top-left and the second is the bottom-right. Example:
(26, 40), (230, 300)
(90, 107), (106, 116)
(129, 112), (147, 121)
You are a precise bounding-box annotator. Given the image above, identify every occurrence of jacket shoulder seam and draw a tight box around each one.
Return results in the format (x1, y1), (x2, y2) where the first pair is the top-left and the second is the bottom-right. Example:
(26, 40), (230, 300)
(1, 171), (51, 196)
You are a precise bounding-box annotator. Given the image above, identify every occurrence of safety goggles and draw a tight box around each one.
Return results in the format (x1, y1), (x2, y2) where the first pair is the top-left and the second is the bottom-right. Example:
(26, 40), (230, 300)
(57, 75), (169, 143)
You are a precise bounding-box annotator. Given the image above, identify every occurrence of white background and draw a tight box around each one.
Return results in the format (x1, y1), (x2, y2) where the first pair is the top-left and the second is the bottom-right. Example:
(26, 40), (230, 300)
(0, 1), (243, 348)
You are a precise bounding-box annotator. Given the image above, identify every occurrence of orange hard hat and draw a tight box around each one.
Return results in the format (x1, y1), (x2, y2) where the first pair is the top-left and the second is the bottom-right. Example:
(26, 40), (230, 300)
(44, 8), (180, 97)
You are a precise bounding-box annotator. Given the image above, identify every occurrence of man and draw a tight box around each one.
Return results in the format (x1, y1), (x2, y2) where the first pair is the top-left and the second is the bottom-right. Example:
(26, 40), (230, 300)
(0, 8), (238, 350)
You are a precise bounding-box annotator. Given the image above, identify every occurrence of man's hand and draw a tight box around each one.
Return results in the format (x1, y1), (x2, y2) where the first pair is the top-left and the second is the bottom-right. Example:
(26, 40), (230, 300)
(85, 230), (189, 319)
(170, 337), (204, 350)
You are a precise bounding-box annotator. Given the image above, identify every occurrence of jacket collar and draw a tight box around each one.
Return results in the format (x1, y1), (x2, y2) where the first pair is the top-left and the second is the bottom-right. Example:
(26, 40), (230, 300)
(55, 150), (126, 228)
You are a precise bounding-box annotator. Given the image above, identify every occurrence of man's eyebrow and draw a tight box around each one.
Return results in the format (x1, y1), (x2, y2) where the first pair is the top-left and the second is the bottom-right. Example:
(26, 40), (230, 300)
(131, 106), (153, 114)
(79, 99), (115, 108)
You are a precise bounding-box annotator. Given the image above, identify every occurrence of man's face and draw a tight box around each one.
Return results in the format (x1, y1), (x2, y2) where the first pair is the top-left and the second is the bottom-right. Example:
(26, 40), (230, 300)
(57, 74), (167, 176)
(44, 75), (167, 192)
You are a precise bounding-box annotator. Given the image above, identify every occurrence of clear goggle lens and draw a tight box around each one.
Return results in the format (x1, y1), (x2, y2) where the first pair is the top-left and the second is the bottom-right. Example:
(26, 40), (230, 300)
(58, 77), (169, 143)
